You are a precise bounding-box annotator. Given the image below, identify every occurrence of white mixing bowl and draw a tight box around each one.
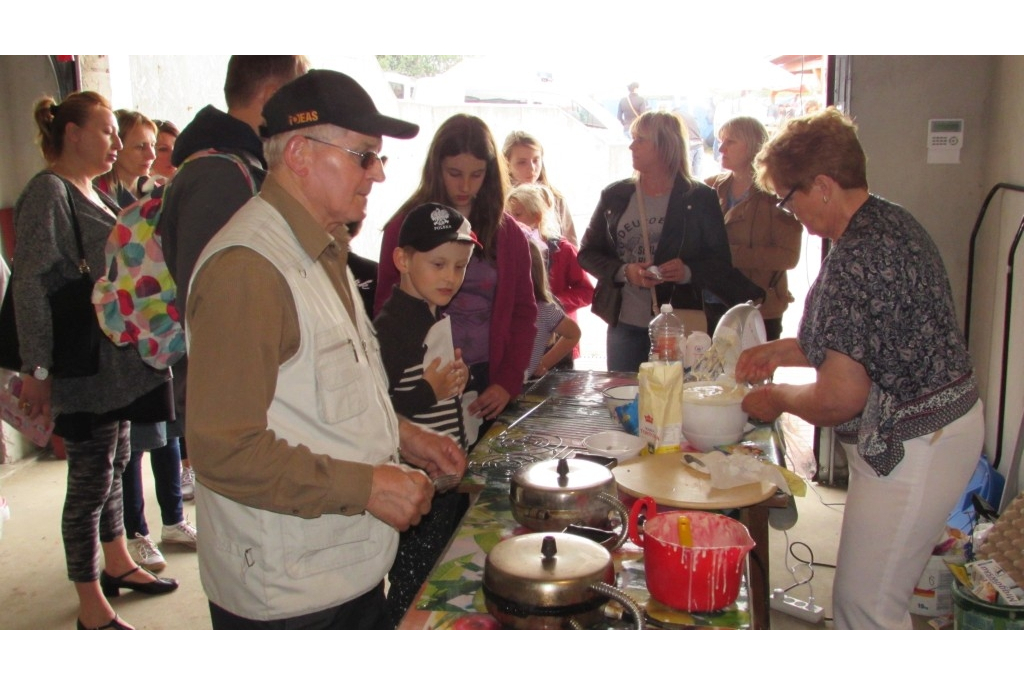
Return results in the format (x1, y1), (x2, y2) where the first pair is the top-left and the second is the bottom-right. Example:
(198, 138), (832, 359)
(681, 381), (749, 451)
(601, 384), (639, 419)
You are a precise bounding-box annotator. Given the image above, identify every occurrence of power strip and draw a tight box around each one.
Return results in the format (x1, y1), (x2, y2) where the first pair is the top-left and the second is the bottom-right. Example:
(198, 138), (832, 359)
(770, 589), (824, 624)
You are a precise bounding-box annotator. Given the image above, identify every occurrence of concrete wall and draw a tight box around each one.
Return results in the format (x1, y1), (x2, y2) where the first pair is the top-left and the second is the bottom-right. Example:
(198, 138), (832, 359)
(979, 56), (1024, 492)
(0, 56), (58, 214)
(847, 55), (1022, 487)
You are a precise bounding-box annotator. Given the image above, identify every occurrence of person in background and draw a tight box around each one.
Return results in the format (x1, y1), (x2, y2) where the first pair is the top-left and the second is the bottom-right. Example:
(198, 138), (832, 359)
(736, 108), (983, 629)
(185, 69), (464, 629)
(151, 119), (179, 182)
(160, 56), (310, 507)
(94, 111), (196, 573)
(704, 116), (802, 338)
(374, 202), (476, 629)
(13, 92), (177, 630)
(502, 130), (577, 245)
(525, 241), (581, 380)
(579, 111), (752, 373)
(94, 109), (156, 206)
(376, 114), (536, 436)
(507, 183), (592, 368)
(617, 82), (646, 136)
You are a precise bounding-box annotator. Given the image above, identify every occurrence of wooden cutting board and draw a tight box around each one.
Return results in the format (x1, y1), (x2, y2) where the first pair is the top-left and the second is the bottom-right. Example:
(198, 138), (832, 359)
(613, 450), (776, 509)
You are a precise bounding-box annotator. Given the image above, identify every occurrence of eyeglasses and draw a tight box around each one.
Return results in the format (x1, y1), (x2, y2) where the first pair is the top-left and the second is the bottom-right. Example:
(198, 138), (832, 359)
(776, 187), (797, 214)
(302, 136), (387, 170)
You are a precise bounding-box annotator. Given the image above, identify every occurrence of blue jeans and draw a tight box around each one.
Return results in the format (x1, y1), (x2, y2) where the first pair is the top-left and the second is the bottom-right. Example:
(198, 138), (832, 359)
(606, 322), (650, 373)
(122, 437), (183, 537)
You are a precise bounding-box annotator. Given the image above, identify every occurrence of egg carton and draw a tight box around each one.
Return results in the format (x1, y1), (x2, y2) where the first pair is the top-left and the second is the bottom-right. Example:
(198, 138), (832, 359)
(976, 491), (1024, 589)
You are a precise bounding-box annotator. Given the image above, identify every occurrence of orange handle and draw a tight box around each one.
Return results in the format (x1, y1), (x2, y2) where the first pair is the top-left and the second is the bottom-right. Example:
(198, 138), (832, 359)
(676, 514), (692, 547)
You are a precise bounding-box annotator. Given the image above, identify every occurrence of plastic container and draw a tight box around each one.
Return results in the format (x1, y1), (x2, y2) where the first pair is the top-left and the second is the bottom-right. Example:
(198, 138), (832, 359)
(629, 497), (755, 612)
(649, 304), (684, 362)
(952, 582), (1024, 629)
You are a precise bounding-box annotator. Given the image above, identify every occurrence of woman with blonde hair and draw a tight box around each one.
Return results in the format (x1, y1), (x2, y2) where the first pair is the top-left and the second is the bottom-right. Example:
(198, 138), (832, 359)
(737, 108), (982, 629)
(12, 91), (177, 629)
(578, 110), (761, 372)
(502, 130), (577, 245)
(704, 116), (802, 338)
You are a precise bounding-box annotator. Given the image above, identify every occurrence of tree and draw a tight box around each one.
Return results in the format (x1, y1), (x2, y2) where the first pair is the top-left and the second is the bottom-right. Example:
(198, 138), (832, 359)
(376, 56), (463, 78)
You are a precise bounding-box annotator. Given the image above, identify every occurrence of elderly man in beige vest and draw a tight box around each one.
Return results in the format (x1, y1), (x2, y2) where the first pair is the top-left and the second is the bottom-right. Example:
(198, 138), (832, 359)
(185, 70), (466, 629)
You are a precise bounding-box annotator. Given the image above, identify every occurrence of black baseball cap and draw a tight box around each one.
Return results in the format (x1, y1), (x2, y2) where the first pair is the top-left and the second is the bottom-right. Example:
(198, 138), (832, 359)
(260, 69), (419, 139)
(398, 203), (482, 252)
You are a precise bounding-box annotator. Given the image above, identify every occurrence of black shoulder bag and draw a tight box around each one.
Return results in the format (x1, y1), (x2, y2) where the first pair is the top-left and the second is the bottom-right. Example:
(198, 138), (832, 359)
(0, 180), (102, 377)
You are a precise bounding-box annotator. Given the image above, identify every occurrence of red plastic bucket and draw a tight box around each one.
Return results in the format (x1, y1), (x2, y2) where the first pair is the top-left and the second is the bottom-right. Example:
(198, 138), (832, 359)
(629, 497), (754, 612)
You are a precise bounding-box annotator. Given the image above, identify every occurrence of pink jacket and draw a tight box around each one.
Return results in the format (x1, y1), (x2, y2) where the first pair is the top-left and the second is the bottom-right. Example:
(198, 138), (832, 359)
(376, 211), (537, 398)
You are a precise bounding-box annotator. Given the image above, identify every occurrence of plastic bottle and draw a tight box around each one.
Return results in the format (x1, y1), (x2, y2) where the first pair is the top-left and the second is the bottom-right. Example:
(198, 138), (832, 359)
(648, 304), (684, 361)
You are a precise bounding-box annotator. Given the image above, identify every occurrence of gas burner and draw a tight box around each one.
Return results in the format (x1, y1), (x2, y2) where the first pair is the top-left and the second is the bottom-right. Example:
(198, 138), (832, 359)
(487, 431), (562, 455)
(471, 453), (542, 483)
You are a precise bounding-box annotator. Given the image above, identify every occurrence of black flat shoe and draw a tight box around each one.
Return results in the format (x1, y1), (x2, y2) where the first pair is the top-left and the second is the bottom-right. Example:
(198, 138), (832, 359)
(100, 566), (179, 598)
(77, 614), (133, 630)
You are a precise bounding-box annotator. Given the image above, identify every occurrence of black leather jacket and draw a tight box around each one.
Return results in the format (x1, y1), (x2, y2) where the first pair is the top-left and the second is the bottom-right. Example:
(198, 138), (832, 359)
(578, 176), (762, 325)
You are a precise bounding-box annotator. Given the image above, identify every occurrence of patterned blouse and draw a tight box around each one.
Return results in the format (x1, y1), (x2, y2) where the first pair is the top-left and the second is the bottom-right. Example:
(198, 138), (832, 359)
(798, 195), (979, 476)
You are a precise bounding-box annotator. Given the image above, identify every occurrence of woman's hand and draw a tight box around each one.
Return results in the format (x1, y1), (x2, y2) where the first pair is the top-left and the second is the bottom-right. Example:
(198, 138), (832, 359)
(469, 383), (511, 420)
(735, 339), (808, 384)
(735, 344), (780, 384)
(741, 384), (784, 422)
(18, 374), (52, 421)
(625, 261), (661, 289)
(656, 257), (688, 284)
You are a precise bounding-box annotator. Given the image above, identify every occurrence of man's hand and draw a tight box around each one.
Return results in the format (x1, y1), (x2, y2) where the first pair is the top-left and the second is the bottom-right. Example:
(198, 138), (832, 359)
(366, 463), (433, 531)
(398, 419), (467, 481)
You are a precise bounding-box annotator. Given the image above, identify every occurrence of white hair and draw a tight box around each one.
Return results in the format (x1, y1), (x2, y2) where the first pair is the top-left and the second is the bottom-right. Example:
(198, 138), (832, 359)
(263, 123), (349, 168)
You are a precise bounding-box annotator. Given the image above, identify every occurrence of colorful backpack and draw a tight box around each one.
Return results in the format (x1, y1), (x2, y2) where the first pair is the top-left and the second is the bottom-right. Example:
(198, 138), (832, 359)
(92, 150), (255, 369)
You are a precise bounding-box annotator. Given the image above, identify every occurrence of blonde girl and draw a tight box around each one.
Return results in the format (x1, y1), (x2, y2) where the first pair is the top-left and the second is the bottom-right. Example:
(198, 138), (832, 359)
(502, 130), (577, 245)
(508, 183), (593, 365)
(525, 241), (581, 380)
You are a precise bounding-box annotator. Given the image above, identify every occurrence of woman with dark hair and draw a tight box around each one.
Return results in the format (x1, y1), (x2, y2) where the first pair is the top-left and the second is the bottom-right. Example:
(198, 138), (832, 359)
(737, 108), (983, 629)
(94, 109), (157, 206)
(12, 91), (177, 630)
(704, 116), (803, 338)
(376, 114), (536, 422)
(578, 110), (754, 372)
(152, 119), (180, 181)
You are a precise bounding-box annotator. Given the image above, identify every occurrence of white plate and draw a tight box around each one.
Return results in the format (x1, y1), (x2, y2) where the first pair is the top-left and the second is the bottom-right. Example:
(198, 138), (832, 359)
(582, 431), (646, 459)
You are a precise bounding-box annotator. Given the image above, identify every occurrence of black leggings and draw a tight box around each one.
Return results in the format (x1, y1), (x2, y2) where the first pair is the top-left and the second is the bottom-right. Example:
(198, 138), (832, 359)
(62, 420), (131, 582)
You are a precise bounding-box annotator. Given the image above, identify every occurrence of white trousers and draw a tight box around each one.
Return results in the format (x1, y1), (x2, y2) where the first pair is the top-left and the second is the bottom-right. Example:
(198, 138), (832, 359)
(832, 401), (984, 629)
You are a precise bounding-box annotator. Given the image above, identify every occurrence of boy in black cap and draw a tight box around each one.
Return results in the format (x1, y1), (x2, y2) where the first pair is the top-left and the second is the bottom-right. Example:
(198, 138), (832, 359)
(373, 202), (480, 628)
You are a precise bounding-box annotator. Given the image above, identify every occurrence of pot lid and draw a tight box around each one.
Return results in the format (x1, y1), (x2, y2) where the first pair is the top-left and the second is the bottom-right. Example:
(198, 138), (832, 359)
(512, 457), (613, 493)
(485, 532), (610, 589)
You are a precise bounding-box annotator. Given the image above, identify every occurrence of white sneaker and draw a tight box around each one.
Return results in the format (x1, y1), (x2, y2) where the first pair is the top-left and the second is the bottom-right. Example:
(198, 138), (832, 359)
(180, 466), (195, 501)
(127, 533), (167, 572)
(161, 518), (197, 549)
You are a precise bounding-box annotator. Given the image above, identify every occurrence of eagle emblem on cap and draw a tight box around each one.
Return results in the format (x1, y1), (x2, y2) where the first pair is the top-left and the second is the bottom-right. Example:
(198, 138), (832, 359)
(430, 207), (452, 231)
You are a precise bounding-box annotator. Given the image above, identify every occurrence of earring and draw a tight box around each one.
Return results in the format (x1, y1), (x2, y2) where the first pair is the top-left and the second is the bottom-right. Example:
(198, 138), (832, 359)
(823, 196), (830, 204)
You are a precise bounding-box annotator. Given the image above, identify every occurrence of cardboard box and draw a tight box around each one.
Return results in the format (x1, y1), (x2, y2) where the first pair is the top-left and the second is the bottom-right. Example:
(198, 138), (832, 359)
(910, 554), (954, 617)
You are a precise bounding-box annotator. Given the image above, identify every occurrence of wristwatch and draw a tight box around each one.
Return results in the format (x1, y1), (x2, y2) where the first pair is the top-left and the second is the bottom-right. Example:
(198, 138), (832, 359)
(32, 366), (49, 381)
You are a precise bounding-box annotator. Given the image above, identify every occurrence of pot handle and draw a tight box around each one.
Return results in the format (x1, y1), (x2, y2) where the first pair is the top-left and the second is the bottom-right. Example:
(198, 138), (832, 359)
(598, 492), (631, 551)
(588, 582), (645, 630)
(628, 496), (658, 547)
